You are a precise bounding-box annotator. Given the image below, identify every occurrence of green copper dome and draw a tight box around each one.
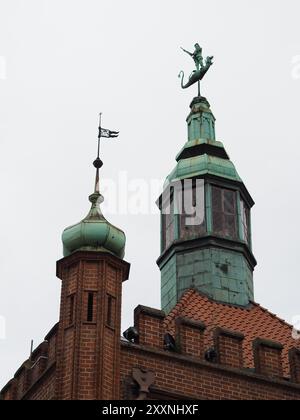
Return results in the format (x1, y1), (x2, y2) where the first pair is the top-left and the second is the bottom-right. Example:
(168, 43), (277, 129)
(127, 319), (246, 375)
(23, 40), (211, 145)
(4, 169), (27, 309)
(62, 192), (126, 259)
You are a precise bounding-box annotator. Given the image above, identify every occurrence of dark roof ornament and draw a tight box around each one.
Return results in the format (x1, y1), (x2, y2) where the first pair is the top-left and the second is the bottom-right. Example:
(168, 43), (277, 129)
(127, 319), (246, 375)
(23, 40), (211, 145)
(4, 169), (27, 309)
(179, 43), (214, 97)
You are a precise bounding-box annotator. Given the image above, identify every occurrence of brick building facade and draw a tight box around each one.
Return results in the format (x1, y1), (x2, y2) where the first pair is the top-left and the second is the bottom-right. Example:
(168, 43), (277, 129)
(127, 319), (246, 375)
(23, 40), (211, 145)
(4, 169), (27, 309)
(2, 284), (300, 400)
(1, 85), (300, 400)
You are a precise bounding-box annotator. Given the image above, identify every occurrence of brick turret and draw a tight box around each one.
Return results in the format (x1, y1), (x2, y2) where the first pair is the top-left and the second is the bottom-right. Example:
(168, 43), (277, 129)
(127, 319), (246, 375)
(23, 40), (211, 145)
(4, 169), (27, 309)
(55, 251), (129, 400)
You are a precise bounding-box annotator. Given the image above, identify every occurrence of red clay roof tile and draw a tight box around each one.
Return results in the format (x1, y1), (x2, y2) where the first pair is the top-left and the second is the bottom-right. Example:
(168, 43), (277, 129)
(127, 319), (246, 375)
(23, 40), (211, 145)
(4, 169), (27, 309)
(164, 289), (300, 377)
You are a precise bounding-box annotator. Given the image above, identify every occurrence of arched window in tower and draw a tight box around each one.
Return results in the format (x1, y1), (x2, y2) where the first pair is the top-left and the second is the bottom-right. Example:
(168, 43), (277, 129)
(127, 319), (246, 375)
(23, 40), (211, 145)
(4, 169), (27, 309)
(212, 186), (237, 239)
(179, 180), (206, 240)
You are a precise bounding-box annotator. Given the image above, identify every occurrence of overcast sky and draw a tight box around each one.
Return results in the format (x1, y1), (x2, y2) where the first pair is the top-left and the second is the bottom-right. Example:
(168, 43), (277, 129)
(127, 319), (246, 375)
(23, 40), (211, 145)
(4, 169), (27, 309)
(1, 0), (300, 388)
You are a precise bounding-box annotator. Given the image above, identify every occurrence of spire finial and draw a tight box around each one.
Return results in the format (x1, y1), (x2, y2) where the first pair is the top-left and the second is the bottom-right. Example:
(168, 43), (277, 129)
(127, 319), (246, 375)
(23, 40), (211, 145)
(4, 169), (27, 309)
(62, 115), (125, 259)
(92, 113), (104, 194)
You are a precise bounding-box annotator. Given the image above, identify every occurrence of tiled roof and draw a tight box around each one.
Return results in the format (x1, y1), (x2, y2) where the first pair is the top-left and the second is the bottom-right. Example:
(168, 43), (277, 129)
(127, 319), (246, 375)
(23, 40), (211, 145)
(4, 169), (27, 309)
(164, 289), (300, 377)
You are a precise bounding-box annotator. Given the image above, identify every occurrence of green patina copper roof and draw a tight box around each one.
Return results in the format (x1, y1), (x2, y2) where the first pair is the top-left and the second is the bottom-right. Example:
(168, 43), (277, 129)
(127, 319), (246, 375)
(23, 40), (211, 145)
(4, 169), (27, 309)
(163, 96), (242, 187)
(62, 192), (126, 259)
(158, 90), (256, 312)
(165, 148), (242, 187)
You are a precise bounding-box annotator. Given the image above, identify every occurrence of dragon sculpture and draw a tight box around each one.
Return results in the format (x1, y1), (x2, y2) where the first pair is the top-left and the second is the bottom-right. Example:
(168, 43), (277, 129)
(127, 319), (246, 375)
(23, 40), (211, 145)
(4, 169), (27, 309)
(179, 43), (213, 93)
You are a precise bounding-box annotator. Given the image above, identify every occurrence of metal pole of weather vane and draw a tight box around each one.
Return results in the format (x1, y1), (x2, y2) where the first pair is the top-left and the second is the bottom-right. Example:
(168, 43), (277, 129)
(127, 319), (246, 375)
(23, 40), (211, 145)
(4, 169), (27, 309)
(93, 113), (120, 194)
(93, 113), (104, 194)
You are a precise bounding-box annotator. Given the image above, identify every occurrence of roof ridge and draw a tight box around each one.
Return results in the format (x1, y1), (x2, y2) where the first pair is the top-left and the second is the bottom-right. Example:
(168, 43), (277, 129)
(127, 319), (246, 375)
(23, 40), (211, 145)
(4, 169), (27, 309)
(251, 301), (294, 330)
(164, 289), (197, 327)
(176, 289), (197, 312)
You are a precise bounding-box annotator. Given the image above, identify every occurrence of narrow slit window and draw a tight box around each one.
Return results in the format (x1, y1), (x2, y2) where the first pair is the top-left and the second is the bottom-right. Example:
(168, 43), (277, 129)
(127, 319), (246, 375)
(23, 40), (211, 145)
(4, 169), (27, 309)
(69, 295), (74, 325)
(87, 292), (94, 322)
(106, 295), (115, 328)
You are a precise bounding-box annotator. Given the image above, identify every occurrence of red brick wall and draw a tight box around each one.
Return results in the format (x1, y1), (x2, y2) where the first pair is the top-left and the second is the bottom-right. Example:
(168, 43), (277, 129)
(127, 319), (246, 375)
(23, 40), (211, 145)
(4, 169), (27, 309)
(2, 276), (300, 400)
(289, 349), (300, 384)
(2, 318), (300, 400)
(253, 339), (283, 378)
(218, 336), (243, 368)
(24, 367), (56, 400)
(1, 380), (17, 400)
(55, 251), (129, 400)
(214, 328), (244, 369)
(120, 344), (300, 400)
(175, 317), (205, 358)
(134, 306), (165, 348)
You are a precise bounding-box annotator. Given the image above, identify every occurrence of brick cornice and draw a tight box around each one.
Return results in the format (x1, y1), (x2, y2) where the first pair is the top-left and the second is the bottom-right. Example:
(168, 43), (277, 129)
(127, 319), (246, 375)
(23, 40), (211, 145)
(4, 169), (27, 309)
(56, 250), (130, 281)
(134, 305), (165, 322)
(253, 338), (284, 351)
(176, 317), (206, 331)
(214, 327), (245, 341)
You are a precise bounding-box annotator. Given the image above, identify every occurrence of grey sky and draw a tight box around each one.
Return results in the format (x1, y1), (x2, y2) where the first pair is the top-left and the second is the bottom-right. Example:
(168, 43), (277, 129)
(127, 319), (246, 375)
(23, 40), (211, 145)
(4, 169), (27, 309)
(0, 0), (300, 387)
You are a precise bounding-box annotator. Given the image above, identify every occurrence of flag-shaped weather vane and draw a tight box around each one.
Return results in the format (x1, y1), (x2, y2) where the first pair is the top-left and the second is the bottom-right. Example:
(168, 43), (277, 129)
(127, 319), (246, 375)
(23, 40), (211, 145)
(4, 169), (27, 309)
(93, 113), (119, 168)
(92, 113), (119, 194)
(98, 112), (119, 139)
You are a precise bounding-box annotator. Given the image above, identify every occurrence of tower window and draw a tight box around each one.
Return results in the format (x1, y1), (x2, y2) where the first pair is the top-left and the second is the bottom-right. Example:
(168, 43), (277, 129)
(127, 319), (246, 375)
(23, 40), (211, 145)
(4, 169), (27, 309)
(87, 292), (94, 322)
(162, 199), (174, 251)
(240, 199), (250, 244)
(179, 182), (205, 240)
(106, 294), (116, 328)
(212, 186), (237, 239)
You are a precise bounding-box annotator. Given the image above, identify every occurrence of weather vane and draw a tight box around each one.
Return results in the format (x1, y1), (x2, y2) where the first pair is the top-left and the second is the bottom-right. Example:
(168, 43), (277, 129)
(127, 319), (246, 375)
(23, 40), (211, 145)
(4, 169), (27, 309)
(92, 113), (119, 194)
(178, 43), (214, 97)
